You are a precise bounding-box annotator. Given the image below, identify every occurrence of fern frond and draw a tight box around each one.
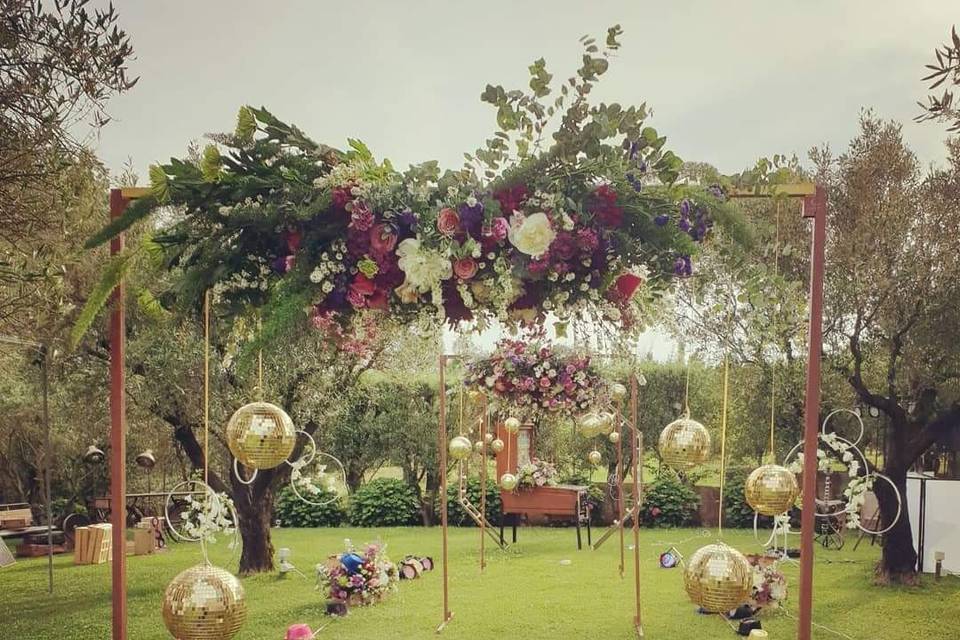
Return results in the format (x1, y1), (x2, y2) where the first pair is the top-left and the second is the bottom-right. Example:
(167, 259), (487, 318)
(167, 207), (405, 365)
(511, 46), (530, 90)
(68, 246), (141, 350)
(84, 194), (159, 249)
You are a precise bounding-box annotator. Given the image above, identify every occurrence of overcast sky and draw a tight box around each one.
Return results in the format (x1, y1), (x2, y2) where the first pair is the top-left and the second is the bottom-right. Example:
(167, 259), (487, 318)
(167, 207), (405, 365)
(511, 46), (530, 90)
(90, 0), (958, 358)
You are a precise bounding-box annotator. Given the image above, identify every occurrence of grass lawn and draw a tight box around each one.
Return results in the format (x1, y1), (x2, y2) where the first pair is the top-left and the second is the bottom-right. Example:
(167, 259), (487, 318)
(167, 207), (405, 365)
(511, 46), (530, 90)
(2, 527), (957, 639)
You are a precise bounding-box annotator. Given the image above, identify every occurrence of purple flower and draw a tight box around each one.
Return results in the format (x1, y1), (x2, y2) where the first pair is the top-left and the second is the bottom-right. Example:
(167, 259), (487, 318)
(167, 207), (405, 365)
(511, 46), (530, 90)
(708, 184), (725, 200)
(654, 214), (669, 226)
(626, 173), (643, 192)
(678, 218), (691, 232)
(673, 255), (693, 277)
(679, 199), (691, 217)
(397, 207), (418, 231)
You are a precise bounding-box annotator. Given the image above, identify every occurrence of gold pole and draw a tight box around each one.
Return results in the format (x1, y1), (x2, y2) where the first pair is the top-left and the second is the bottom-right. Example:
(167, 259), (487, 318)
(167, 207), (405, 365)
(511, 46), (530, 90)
(617, 402), (625, 578)
(203, 290), (210, 487)
(719, 355), (730, 537)
(437, 355), (452, 632)
(631, 374), (643, 637)
(480, 394), (487, 571)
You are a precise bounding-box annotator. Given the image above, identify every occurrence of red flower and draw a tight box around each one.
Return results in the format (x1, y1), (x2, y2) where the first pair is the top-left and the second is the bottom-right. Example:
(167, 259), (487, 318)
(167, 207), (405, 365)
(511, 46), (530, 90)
(367, 289), (389, 310)
(350, 273), (376, 296)
(650, 506), (661, 517)
(589, 185), (624, 227)
(453, 257), (478, 280)
(332, 186), (353, 211)
(284, 229), (303, 253)
(614, 272), (644, 300)
(437, 207), (460, 236)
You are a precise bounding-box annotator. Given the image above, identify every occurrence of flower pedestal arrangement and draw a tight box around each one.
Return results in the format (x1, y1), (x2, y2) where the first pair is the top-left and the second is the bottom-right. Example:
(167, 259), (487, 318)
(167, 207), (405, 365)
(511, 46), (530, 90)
(317, 541), (398, 613)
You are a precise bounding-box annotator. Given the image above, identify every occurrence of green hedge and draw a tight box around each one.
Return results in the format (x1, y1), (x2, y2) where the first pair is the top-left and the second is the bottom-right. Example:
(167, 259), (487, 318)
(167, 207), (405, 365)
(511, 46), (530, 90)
(348, 478), (420, 526)
(641, 470), (698, 527)
(273, 485), (346, 527)
(442, 477), (502, 526)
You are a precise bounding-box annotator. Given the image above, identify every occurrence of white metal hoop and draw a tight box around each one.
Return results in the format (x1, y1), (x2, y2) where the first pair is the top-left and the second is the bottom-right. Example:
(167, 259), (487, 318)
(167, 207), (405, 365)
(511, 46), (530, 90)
(821, 408), (865, 447)
(784, 432), (870, 519)
(233, 458), (259, 485)
(853, 472), (903, 536)
(289, 451), (348, 507)
(285, 429), (318, 468)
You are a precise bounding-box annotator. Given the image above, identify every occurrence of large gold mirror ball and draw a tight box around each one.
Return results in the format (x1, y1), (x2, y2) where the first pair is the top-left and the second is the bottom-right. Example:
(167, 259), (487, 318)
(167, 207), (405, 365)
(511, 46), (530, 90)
(226, 401), (296, 470)
(745, 464), (799, 516)
(658, 417), (711, 469)
(162, 564), (247, 640)
(683, 543), (753, 613)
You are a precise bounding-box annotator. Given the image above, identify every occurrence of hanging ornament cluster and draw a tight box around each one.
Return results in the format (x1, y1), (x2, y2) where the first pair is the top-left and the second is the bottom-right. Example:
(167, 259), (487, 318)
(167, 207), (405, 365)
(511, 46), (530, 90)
(658, 416), (711, 470)
(745, 464), (799, 516)
(448, 435), (473, 461)
(683, 543), (753, 613)
(162, 563), (247, 640)
(226, 401), (296, 470)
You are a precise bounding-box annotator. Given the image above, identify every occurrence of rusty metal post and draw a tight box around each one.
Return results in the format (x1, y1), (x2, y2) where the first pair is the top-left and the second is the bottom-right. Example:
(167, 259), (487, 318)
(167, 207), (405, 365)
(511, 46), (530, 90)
(109, 188), (128, 640)
(437, 354), (452, 632)
(630, 375), (643, 637)
(797, 185), (827, 640)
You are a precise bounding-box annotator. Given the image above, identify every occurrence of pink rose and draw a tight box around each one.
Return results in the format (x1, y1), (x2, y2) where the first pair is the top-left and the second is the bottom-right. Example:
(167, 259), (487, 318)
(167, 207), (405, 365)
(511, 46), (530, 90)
(369, 223), (397, 254)
(453, 257), (478, 280)
(540, 377), (551, 387)
(437, 207), (460, 236)
(491, 217), (509, 241)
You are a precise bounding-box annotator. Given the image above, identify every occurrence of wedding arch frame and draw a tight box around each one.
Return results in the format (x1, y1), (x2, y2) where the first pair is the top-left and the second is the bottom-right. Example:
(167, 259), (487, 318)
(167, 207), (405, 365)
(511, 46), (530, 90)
(103, 182), (826, 640)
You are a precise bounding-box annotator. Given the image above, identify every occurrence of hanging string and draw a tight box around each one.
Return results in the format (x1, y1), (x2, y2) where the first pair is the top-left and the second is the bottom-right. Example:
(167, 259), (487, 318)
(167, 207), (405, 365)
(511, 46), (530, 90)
(718, 353), (730, 537)
(683, 359), (691, 416)
(256, 315), (264, 402)
(203, 290), (210, 488)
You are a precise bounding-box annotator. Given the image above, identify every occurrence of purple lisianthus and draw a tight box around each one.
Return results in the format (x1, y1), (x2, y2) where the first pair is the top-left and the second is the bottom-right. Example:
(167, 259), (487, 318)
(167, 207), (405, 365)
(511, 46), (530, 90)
(679, 199), (691, 217)
(458, 197), (484, 239)
(397, 207), (418, 231)
(673, 255), (693, 277)
(654, 214), (669, 226)
(678, 218), (691, 233)
(626, 173), (643, 192)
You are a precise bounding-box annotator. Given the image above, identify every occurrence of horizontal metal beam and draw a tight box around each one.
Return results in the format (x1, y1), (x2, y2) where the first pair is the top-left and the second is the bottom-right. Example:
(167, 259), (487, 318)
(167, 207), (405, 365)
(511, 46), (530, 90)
(726, 182), (816, 199)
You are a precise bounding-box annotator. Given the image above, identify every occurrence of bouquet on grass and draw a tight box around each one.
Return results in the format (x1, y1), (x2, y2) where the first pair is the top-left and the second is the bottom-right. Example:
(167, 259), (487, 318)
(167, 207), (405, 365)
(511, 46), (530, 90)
(318, 539), (398, 607)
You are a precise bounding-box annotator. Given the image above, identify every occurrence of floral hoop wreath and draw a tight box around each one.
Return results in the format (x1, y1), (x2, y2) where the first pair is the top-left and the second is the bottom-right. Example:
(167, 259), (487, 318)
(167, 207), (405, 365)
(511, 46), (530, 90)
(164, 479), (240, 562)
(782, 408), (902, 536)
(284, 430), (348, 507)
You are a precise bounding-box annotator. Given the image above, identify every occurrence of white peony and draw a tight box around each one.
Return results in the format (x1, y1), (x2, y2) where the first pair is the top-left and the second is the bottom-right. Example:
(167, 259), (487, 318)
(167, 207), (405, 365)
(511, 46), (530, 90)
(508, 212), (556, 257)
(396, 237), (452, 293)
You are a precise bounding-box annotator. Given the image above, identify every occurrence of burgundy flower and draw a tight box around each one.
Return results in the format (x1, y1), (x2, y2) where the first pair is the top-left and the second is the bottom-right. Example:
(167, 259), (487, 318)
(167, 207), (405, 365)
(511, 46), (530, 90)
(576, 228), (599, 252)
(332, 186), (353, 211)
(349, 201), (374, 231)
(369, 223), (398, 255)
(493, 184), (529, 215)
(549, 231), (577, 261)
(284, 229), (303, 253)
(453, 257), (478, 280)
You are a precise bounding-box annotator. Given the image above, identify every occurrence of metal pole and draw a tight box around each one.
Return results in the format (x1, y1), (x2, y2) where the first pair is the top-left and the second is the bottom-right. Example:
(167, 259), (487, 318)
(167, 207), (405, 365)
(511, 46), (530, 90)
(109, 188), (128, 640)
(480, 394), (487, 571)
(797, 185), (827, 640)
(437, 354), (452, 632)
(630, 374), (643, 637)
(617, 403), (625, 578)
(41, 346), (53, 594)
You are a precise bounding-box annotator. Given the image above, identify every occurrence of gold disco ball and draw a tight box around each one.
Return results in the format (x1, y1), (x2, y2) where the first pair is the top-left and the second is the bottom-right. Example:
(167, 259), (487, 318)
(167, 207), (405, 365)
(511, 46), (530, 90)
(610, 382), (628, 402)
(658, 417), (711, 470)
(745, 464), (799, 516)
(474, 440), (485, 454)
(162, 564), (247, 640)
(504, 417), (521, 434)
(587, 450), (603, 466)
(598, 411), (616, 434)
(683, 543), (752, 613)
(226, 402), (296, 470)
(500, 473), (519, 491)
(448, 435), (473, 461)
(579, 412), (604, 438)
(484, 432), (494, 445)
(490, 438), (505, 454)
(608, 431), (621, 444)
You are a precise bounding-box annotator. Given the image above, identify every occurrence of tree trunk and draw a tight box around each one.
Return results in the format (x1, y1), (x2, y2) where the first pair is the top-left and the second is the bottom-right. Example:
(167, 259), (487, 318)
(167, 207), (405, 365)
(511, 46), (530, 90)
(421, 468), (440, 527)
(876, 462), (917, 583)
(233, 481), (276, 575)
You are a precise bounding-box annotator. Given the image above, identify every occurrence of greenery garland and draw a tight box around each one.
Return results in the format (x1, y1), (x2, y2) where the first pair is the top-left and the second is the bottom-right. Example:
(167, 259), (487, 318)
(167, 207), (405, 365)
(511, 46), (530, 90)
(78, 26), (742, 346)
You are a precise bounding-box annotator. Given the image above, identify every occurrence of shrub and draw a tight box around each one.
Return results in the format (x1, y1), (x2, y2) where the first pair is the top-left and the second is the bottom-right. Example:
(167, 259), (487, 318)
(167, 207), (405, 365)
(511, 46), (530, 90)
(442, 477), (502, 526)
(349, 478), (420, 527)
(642, 470), (698, 527)
(273, 485), (345, 528)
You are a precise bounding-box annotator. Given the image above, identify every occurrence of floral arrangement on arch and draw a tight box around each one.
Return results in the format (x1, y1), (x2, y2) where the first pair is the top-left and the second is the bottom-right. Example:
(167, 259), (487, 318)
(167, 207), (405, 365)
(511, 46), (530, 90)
(317, 539), (398, 606)
(78, 26), (738, 347)
(464, 338), (607, 420)
(787, 431), (870, 530)
(517, 458), (560, 489)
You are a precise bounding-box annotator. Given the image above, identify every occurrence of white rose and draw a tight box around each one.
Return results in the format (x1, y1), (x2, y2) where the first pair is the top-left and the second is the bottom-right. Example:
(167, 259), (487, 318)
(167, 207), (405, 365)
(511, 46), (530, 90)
(508, 212), (556, 257)
(397, 237), (452, 292)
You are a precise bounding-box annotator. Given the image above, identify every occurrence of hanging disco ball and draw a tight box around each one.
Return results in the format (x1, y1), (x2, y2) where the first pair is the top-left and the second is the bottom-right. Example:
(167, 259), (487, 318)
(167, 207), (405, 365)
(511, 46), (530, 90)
(587, 450), (603, 466)
(490, 438), (505, 454)
(226, 402), (296, 470)
(683, 543), (752, 613)
(598, 411), (616, 434)
(503, 417), (521, 434)
(658, 417), (711, 470)
(474, 440), (485, 454)
(608, 431), (621, 444)
(579, 412), (604, 438)
(448, 436), (473, 461)
(610, 382), (628, 402)
(745, 464), (799, 516)
(499, 473), (519, 491)
(162, 564), (247, 640)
